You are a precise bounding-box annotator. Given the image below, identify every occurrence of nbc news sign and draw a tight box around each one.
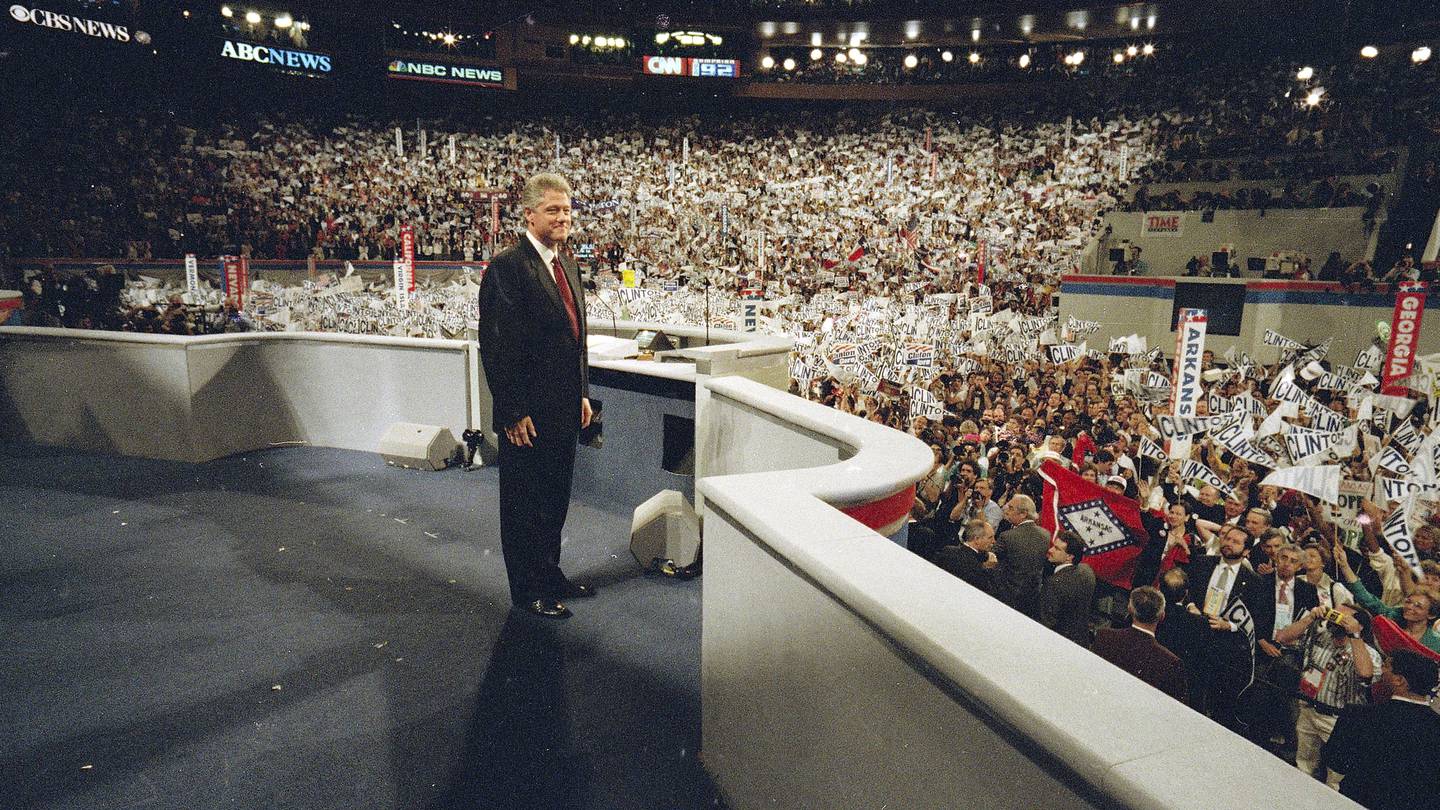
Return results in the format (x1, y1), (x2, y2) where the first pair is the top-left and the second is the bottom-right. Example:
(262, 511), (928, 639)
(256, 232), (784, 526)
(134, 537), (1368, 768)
(8, 4), (144, 44)
(220, 39), (332, 76)
(386, 58), (505, 89)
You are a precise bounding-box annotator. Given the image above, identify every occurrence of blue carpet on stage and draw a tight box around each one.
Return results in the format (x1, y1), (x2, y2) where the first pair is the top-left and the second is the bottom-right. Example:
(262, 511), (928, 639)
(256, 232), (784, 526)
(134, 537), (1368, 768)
(0, 443), (722, 810)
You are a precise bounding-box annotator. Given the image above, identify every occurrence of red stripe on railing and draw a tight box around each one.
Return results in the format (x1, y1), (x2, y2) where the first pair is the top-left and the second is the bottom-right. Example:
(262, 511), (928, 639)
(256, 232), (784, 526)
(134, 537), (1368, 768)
(839, 486), (915, 535)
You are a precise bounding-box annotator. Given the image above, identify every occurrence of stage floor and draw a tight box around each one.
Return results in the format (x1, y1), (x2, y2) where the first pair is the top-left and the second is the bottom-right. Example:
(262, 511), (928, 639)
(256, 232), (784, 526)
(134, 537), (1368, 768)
(0, 443), (722, 809)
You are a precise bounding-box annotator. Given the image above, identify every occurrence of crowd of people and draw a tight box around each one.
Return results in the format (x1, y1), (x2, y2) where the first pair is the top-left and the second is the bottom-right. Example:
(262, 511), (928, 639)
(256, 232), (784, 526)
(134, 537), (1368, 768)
(1123, 177), (1387, 212)
(5, 35), (1440, 809)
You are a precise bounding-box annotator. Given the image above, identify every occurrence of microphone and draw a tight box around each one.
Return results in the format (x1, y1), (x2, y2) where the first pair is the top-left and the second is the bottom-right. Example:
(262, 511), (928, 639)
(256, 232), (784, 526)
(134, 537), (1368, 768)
(702, 274), (712, 347)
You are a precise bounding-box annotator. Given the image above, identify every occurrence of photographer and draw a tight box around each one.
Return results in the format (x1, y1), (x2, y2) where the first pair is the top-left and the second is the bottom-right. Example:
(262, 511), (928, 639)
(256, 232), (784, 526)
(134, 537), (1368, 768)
(1274, 601), (1380, 785)
(948, 475), (1002, 530)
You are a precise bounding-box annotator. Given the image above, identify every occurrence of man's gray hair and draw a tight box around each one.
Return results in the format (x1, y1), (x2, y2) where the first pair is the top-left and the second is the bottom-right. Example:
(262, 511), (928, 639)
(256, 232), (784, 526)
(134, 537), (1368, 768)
(520, 173), (572, 211)
(1008, 494), (1037, 519)
(963, 518), (991, 543)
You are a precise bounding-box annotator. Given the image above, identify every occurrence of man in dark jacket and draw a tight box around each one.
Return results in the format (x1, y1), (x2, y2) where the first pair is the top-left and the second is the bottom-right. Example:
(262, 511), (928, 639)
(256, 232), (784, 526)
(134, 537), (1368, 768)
(1041, 530), (1097, 645)
(1092, 586), (1188, 700)
(1323, 650), (1440, 809)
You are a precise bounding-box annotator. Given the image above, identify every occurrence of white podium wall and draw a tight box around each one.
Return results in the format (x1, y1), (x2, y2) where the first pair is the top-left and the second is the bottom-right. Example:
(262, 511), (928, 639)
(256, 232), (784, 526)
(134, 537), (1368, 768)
(0, 328), (478, 463)
(696, 377), (1357, 810)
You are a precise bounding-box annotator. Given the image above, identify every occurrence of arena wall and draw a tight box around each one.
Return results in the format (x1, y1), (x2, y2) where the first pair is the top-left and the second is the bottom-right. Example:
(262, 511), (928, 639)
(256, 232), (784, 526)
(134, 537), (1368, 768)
(1058, 276), (1440, 365)
(1096, 208), (1374, 275)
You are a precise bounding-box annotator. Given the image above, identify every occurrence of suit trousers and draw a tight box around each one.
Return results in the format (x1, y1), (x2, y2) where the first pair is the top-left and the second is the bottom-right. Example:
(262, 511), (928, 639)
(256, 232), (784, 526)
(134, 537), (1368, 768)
(497, 430), (578, 604)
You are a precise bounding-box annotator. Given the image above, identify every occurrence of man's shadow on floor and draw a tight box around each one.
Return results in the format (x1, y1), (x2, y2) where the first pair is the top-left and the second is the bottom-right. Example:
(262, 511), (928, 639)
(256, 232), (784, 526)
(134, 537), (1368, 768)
(432, 610), (593, 810)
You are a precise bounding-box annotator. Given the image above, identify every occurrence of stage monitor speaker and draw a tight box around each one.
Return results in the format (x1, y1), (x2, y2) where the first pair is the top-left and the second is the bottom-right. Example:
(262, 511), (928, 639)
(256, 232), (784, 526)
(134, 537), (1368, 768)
(630, 490), (700, 570)
(379, 422), (460, 470)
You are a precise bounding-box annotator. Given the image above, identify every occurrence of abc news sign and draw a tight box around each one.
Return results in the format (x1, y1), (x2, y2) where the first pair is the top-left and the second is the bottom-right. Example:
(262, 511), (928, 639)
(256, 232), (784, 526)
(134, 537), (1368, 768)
(641, 55), (740, 78)
(221, 39), (332, 74)
(386, 59), (504, 88)
(8, 4), (146, 44)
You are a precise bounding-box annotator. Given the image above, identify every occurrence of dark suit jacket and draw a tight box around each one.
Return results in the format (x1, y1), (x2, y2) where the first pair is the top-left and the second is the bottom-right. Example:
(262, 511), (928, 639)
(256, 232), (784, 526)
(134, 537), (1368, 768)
(1184, 556), (1261, 622)
(1324, 699), (1440, 810)
(1183, 555), (1263, 661)
(933, 543), (996, 596)
(994, 521), (1050, 616)
(1092, 626), (1188, 700)
(1041, 563), (1097, 645)
(1247, 574), (1319, 644)
(477, 238), (589, 436)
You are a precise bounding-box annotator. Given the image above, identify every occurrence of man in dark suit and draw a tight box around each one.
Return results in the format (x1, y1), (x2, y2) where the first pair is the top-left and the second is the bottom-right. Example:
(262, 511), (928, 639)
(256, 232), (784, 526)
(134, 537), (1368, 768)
(1246, 542), (1319, 746)
(1040, 530), (1097, 645)
(478, 173), (594, 619)
(1323, 650), (1440, 810)
(994, 494), (1049, 619)
(1092, 585), (1188, 700)
(934, 518), (998, 596)
(1183, 524), (1262, 730)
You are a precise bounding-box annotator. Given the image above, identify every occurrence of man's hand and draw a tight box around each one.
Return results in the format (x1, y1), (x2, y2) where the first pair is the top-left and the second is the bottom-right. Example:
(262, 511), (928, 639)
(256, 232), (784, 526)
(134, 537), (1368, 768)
(580, 397), (593, 430)
(1256, 561), (1275, 576)
(1258, 639), (1282, 658)
(505, 416), (537, 447)
(1207, 615), (1235, 632)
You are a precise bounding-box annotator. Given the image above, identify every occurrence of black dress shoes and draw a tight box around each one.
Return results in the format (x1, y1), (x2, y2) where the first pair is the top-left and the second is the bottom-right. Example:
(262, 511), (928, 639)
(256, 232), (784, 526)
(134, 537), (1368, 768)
(519, 598), (571, 619)
(557, 581), (597, 599)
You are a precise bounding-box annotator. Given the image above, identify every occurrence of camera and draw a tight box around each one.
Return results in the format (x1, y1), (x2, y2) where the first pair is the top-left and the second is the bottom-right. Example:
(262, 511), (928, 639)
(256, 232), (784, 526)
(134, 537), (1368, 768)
(1324, 609), (1347, 627)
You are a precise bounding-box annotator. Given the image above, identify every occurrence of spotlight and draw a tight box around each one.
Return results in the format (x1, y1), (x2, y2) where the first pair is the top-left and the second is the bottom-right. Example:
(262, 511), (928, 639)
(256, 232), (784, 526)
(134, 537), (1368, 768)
(274, 14), (292, 29)
(1413, 46), (1431, 64)
(810, 32), (822, 47)
(968, 52), (980, 65)
(244, 10), (260, 25)
(848, 47), (862, 62)
(835, 52), (847, 64)
(1296, 66), (1314, 80)
(941, 50), (953, 62)
(1141, 43), (1155, 56)
(182, 9), (191, 18)
(782, 57), (795, 71)
(1126, 45), (1139, 57)
(1360, 45), (1378, 58)
(443, 32), (456, 46)
(1305, 87), (1325, 106)
(971, 29), (980, 43)
(582, 35), (591, 45)
(1018, 53), (1031, 69)
(572, 34), (580, 45)
(904, 53), (918, 69)
(853, 51), (867, 65)
(220, 5), (232, 18)
(810, 48), (822, 61)
(1146, 15), (1156, 29)
(1113, 52), (1125, 64)
(1071, 50), (1085, 66)
(654, 32), (666, 44)
(1130, 17), (1140, 31)
(761, 55), (774, 69)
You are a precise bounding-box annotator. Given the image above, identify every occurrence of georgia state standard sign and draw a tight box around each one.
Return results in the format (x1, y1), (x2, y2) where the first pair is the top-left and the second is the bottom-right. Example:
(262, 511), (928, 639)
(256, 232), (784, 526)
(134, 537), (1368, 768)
(1382, 282), (1427, 395)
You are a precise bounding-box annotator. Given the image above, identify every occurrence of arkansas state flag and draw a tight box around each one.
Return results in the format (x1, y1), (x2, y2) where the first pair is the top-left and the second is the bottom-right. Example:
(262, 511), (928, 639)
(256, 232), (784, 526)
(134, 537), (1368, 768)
(1036, 459), (1150, 589)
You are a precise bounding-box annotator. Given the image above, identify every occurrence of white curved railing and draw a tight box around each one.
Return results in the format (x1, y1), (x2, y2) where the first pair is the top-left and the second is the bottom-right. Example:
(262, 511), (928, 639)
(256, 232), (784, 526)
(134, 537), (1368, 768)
(696, 376), (1355, 810)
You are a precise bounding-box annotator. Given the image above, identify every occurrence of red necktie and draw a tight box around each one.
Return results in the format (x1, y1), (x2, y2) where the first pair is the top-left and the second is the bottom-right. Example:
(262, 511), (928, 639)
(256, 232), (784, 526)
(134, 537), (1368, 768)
(551, 257), (580, 341)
